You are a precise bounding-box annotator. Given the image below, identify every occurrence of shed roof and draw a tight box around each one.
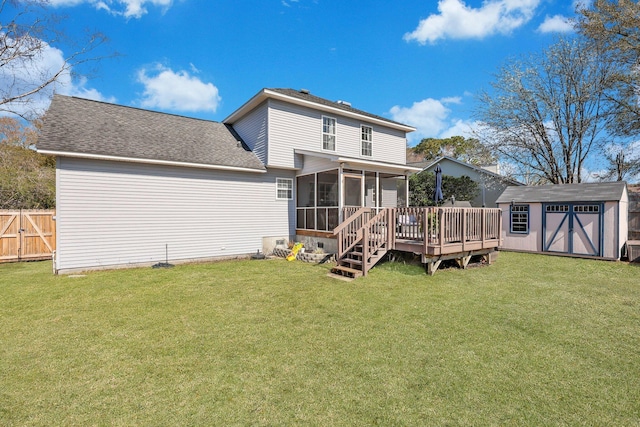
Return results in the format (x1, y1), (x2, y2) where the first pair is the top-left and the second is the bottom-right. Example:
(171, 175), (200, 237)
(496, 182), (628, 204)
(37, 95), (266, 172)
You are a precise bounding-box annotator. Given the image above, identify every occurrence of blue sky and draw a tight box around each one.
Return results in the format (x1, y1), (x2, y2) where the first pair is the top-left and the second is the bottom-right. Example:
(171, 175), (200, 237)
(7, 0), (580, 145)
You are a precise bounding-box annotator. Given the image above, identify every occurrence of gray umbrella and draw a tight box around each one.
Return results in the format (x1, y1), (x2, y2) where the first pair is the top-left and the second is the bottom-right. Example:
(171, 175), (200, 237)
(433, 164), (444, 205)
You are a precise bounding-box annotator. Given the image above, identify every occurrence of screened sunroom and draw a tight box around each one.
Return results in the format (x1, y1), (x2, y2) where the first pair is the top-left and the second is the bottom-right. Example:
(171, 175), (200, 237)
(295, 165), (416, 235)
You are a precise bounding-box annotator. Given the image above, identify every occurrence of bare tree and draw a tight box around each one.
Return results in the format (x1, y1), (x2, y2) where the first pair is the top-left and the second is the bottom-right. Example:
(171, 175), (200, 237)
(595, 146), (640, 182)
(475, 38), (613, 184)
(0, 0), (109, 119)
(576, 0), (640, 138)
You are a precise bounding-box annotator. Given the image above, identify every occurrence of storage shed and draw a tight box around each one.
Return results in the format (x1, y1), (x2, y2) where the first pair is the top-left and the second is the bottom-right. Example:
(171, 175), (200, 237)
(496, 182), (628, 260)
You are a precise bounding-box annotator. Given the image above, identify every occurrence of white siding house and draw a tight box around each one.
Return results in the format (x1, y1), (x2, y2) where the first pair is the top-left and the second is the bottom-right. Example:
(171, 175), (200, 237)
(224, 89), (420, 250)
(39, 88), (418, 273)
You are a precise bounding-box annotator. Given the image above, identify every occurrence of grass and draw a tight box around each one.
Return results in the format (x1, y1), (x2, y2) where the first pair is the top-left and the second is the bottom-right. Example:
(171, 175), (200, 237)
(1, 252), (639, 426)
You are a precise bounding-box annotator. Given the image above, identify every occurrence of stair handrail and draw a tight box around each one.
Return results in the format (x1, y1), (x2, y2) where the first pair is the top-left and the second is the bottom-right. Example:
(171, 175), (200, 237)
(361, 208), (392, 276)
(333, 207), (371, 260)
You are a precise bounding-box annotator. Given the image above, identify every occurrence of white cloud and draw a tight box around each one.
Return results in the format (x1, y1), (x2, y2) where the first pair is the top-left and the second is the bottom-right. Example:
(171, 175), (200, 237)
(47, 0), (173, 18)
(136, 65), (221, 113)
(404, 0), (541, 44)
(0, 35), (111, 118)
(60, 77), (117, 103)
(438, 118), (479, 139)
(537, 15), (574, 33)
(389, 96), (475, 143)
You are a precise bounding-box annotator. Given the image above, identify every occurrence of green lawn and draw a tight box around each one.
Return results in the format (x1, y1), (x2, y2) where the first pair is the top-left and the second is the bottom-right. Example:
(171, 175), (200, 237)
(1, 253), (639, 426)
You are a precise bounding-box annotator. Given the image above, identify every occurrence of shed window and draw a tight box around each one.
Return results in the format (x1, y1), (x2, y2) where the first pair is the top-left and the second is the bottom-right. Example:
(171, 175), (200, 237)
(574, 205), (600, 213)
(276, 178), (293, 200)
(510, 204), (529, 234)
(546, 205), (568, 212)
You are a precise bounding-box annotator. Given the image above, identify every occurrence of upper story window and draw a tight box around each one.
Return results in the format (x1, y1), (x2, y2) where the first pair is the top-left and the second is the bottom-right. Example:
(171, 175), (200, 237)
(276, 178), (293, 200)
(510, 204), (529, 234)
(322, 116), (336, 151)
(361, 125), (372, 157)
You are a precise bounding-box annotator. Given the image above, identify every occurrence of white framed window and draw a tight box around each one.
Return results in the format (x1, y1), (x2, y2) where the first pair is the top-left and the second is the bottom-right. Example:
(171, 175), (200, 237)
(361, 125), (372, 157)
(276, 178), (293, 200)
(510, 204), (529, 234)
(322, 116), (336, 151)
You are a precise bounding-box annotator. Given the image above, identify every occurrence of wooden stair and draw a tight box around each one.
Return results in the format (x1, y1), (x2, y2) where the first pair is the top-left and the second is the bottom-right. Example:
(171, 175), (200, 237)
(331, 245), (364, 279)
(330, 208), (394, 280)
(329, 243), (388, 280)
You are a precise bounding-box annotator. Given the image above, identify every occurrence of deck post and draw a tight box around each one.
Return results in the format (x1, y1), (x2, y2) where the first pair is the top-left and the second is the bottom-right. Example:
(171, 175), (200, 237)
(462, 209), (467, 251)
(439, 208), (445, 252)
(387, 208), (395, 249)
(362, 227), (369, 277)
(422, 208), (428, 256)
(426, 259), (442, 275)
(481, 209), (486, 248)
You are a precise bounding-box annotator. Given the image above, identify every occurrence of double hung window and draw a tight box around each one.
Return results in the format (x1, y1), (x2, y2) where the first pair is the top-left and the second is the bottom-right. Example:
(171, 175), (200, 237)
(276, 178), (293, 200)
(361, 125), (372, 157)
(322, 116), (336, 151)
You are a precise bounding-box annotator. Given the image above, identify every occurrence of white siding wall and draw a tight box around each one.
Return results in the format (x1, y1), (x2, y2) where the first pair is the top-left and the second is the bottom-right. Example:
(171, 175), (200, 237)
(232, 102), (268, 165)
(299, 156), (335, 175)
(267, 100), (407, 169)
(368, 126), (407, 165)
(55, 158), (295, 272)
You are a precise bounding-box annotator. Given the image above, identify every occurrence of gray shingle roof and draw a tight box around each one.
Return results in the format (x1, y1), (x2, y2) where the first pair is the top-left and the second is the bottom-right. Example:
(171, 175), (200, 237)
(268, 88), (411, 129)
(38, 95), (265, 171)
(496, 182), (627, 204)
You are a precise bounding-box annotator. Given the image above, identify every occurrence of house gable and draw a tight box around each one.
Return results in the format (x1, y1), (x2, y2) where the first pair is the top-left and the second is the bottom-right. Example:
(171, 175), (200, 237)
(224, 88), (415, 170)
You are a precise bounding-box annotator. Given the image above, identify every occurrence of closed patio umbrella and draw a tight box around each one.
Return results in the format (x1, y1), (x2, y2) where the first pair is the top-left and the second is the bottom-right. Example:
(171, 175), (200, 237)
(433, 164), (444, 205)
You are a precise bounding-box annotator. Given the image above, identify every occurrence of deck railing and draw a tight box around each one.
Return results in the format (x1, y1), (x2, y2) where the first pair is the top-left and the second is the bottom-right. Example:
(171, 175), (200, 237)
(333, 207), (371, 258)
(361, 209), (394, 274)
(333, 206), (502, 276)
(395, 206), (502, 250)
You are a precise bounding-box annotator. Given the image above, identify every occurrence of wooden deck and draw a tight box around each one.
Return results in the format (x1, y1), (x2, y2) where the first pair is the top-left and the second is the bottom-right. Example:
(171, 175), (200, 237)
(332, 207), (502, 277)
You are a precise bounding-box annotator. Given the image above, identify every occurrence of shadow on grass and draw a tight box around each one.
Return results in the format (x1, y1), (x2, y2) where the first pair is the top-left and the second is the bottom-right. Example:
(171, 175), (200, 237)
(373, 251), (426, 276)
(373, 252), (493, 276)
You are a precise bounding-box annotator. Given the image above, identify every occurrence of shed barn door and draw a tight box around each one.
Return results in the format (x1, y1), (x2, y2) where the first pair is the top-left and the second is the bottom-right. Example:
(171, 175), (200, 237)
(543, 203), (603, 257)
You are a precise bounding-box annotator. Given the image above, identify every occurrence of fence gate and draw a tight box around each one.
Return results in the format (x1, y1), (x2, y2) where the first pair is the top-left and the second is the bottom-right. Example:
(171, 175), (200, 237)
(0, 210), (56, 263)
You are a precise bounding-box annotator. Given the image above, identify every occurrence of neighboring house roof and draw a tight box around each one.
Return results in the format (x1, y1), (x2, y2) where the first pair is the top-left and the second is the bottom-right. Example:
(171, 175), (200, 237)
(38, 95), (266, 173)
(496, 182), (628, 204)
(412, 156), (523, 186)
(224, 88), (416, 133)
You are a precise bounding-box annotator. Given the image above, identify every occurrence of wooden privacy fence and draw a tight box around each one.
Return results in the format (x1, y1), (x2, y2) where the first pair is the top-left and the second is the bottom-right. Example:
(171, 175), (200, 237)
(0, 210), (56, 263)
(629, 185), (640, 241)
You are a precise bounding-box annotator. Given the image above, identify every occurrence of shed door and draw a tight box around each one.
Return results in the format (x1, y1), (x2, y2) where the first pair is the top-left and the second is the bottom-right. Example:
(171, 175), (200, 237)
(543, 203), (603, 257)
